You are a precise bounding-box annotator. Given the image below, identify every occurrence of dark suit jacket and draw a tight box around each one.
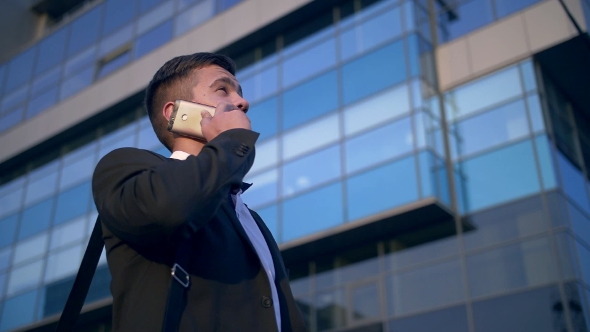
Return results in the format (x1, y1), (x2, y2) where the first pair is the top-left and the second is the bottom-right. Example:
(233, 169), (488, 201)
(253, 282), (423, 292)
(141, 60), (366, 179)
(91, 129), (307, 332)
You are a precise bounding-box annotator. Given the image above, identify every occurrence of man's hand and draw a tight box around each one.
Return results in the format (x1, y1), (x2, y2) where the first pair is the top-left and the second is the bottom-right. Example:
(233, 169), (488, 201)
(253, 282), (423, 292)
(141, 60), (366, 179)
(200, 102), (251, 142)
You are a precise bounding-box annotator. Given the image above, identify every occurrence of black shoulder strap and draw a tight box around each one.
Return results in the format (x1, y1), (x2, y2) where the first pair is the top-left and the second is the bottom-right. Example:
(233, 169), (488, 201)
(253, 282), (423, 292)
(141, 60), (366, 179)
(161, 237), (192, 332)
(55, 216), (104, 331)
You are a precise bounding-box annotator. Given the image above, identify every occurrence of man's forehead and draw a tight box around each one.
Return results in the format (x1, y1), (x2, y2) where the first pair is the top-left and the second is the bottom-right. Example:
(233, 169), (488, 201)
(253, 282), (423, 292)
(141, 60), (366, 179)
(193, 65), (238, 83)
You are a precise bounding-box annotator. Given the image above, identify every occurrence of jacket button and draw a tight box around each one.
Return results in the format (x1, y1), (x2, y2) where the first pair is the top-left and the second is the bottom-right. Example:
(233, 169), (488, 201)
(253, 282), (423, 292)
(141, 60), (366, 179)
(261, 296), (272, 308)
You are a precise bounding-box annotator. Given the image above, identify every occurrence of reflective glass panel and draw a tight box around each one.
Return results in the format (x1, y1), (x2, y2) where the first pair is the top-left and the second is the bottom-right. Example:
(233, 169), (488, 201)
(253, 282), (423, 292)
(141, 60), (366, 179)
(315, 288), (346, 331)
(248, 138), (278, 174)
(175, 0), (215, 36)
(242, 169), (278, 208)
(0, 289), (38, 331)
(282, 71), (338, 130)
(0, 247), (11, 271)
(67, 6), (103, 57)
(342, 40), (406, 105)
(451, 99), (529, 159)
(445, 66), (522, 121)
(255, 204), (278, 240)
(344, 84), (410, 136)
(102, 0), (136, 36)
(351, 282), (381, 322)
(282, 182), (344, 242)
(135, 20), (174, 59)
(534, 135), (556, 190)
(137, 123), (161, 150)
(5, 47), (36, 93)
(13, 232), (48, 265)
(520, 60), (537, 92)
(340, 5), (402, 61)
(27, 87), (59, 118)
(556, 151), (590, 214)
(389, 305), (469, 332)
(50, 215), (86, 250)
(347, 156), (418, 221)
(577, 240), (590, 287)
(387, 259), (464, 316)
(60, 67), (94, 100)
(0, 214), (18, 249)
(18, 198), (54, 240)
(527, 94), (544, 133)
(24, 162), (59, 207)
(0, 272), (5, 297)
(466, 237), (557, 298)
(98, 125), (136, 159)
(140, 0), (166, 13)
(1, 85), (28, 112)
(54, 181), (92, 225)
(45, 245), (83, 283)
(248, 97), (278, 141)
(495, 0), (540, 18)
(99, 24), (133, 58)
(0, 180), (23, 219)
(240, 65), (278, 104)
(459, 140), (541, 213)
(31, 66), (61, 95)
(385, 236), (460, 272)
(59, 151), (96, 191)
(98, 51), (131, 78)
(438, 0), (494, 42)
(137, 0), (174, 35)
(282, 144), (341, 197)
(7, 259), (43, 296)
(35, 28), (67, 75)
(282, 113), (340, 161)
(345, 117), (413, 174)
(282, 38), (336, 88)
(472, 285), (561, 332)
(0, 107), (23, 133)
(64, 46), (96, 77)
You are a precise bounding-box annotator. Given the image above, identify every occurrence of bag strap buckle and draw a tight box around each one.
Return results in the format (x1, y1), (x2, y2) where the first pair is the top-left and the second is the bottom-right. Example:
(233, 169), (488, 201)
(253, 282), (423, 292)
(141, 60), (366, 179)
(171, 263), (190, 288)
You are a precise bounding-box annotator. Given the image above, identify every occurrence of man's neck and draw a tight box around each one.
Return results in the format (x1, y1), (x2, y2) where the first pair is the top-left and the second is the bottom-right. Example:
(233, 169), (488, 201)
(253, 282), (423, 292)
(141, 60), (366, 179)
(172, 137), (205, 156)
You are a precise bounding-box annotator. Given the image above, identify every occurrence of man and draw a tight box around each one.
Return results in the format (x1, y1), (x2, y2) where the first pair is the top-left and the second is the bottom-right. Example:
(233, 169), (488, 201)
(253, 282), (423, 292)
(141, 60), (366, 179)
(92, 53), (307, 332)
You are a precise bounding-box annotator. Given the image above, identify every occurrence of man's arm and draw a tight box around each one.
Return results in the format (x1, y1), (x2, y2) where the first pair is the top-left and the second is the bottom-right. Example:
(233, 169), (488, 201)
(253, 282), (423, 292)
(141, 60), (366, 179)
(92, 128), (258, 247)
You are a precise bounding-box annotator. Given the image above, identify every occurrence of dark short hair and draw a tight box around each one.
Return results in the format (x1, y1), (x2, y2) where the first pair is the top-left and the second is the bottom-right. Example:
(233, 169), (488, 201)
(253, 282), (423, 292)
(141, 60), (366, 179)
(144, 52), (236, 151)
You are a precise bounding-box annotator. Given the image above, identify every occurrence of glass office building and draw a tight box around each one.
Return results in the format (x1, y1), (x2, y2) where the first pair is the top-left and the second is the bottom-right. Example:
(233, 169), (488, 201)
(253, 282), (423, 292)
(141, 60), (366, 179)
(0, 0), (589, 331)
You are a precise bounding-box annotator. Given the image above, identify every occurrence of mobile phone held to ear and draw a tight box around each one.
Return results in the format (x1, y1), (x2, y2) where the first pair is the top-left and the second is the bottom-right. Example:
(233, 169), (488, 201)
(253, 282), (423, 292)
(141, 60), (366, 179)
(167, 100), (216, 139)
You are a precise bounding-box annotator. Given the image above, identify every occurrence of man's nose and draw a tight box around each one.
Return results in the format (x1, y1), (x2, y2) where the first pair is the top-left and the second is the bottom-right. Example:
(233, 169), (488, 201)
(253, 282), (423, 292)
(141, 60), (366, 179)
(234, 95), (250, 113)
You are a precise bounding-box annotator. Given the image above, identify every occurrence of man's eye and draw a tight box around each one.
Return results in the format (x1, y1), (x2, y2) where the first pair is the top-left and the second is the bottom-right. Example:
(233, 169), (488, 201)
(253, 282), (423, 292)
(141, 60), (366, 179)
(216, 87), (227, 93)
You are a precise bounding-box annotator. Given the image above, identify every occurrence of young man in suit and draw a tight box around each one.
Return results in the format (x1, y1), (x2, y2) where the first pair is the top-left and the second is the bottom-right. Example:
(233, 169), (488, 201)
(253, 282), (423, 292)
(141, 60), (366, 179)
(92, 53), (307, 332)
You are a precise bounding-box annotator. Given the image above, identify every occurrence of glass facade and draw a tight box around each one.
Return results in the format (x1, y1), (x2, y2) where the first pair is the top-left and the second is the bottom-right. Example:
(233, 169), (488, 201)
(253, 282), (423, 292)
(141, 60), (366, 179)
(0, 0), (589, 331)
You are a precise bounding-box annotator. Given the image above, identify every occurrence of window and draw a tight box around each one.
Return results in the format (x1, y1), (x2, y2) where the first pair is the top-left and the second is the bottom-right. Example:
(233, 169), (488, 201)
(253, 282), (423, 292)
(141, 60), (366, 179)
(344, 84), (410, 136)
(137, 0), (174, 35)
(0, 289), (39, 331)
(0, 214), (18, 249)
(98, 125), (136, 159)
(240, 65), (278, 105)
(451, 99), (530, 159)
(67, 6), (103, 57)
(35, 28), (68, 76)
(135, 20), (174, 59)
(137, 121), (161, 150)
(352, 282), (381, 321)
(64, 46), (97, 77)
(437, 0), (494, 42)
(282, 38), (337, 88)
(98, 50), (131, 78)
(32, 67), (61, 95)
(315, 288), (346, 331)
(387, 259), (465, 316)
(60, 67), (95, 100)
(282, 71), (338, 130)
(27, 87), (59, 118)
(99, 24), (134, 58)
(13, 232), (48, 265)
(7, 259), (43, 296)
(418, 151), (448, 203)
(140, 0), (166, 13)
(255, 204), (278, 240)
(0, 179), (24, 219)
(1, 85), (28, 112)
(472, 285), (561, 332)
(527, 94), (544, 132)
(248, 138), (278, 174)
(340, 5), (402, 61)
(459, 140), (541, 212)
(174, 0), (215, 36)
(556, 151), (590, 214)
(347, 156), (418, 221)
(45, 245), (83, 283)
(384, 235), (460, 273)
(50, 215), (86, 250)
(59, 148), (96, 191)
(102, 0), (136, 36)
(5, 47), (36, 93)
(24, 161), (59, 207)
(0, 247), (11, 271)
(466, 237), (557, 298)
(389, 305), (469, 332)
(18, 198), (54, 240)
(282, 182), (344, 242)
(282, 145), (341, 197)
(241, 169), (278, 208)
(282, 113), (340, 161)
(342, 40), (407, 105)
(54, 181), (92, 225)
(0, 107), (24, 133)
(494, 0), (540, 18)
(248, 97), (278, 141)
(345, 117), (413, 174)
(534, 135), (556, 190)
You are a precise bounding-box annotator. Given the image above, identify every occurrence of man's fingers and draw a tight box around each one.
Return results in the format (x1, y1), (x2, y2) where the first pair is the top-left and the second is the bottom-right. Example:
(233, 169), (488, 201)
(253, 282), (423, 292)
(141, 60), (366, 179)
(200, 111), (213, 126)
(216, 102), (239, 114)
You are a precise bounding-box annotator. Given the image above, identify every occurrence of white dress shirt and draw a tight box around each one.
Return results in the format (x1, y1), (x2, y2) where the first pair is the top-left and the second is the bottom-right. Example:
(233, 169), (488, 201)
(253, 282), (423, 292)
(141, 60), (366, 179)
(170, 151), (281, 331)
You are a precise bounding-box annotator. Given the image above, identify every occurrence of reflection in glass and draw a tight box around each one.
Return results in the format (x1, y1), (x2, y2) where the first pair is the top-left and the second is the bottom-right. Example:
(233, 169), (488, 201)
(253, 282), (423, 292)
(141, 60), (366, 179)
(345, 117), (413, 174)
(242, 169), (278, 208)
(0, 107), (24, 133)
(352, 283), (380, 321)
(0, 184), (23, 219)
(527, 94), (544, 133)
(7, 259), (43, 296)
(98, 51), (131, 78)
(466, 237), (558, 298)
(282, 71), (338, 130)
(175, 0), (215, 36)
(344, 84), (410, 136)
(495, 0), (540, 18)
(45, 245), (83, 283)
(282, 113), (340, 161)
(1, 85), (28, 112)
(13, 233), (48, 265)
(342, 40), (406, 105)
(137, 123), (161, 150)
(0, 214), (18, 249)
(18, 198), (54, 240)
(389, 305), (469, 332)
(35, 28), (68, 76)
(316, 288), (347, 331)
(282, 182), (344, 242)
(25, 170), (58, 208)
(460, 140), (541, 212)
(0, 247), (11, 271)
(99, 25), (134, 58)
(387, 259), (464, 316)
(102, 0), (136, 36)
(445, 66), (522, 121)
(98, 125), (136, 159)
(472, 285), (561, 332)
(556, 151), (590, 214)
(534, 135), (556, 190)
(135, 20), (174, 59)
(27, 87), (59, 118)
(54, 181), (92, 225)
(248, 138), (278, 174)
(241, 66), (278, 104)
(282, 38), (336, 88)
(347, 156), (418, 221)
(50, 215), (87, 250)
(64, 46), (97, 77)
(60, 67), (95, 100)
(255, 204), (278, 240)
(282, 145), (340, 197)
(32, 66), (61, 96)
(137, 0), (174, 35)
(5, 47), (36, 94)
(67, 6), (103, 57)
(451, 99), (529, 159)
(0, 289), (38, 331)
(248, 97), (278, 141)
(437, 0), (494, 42)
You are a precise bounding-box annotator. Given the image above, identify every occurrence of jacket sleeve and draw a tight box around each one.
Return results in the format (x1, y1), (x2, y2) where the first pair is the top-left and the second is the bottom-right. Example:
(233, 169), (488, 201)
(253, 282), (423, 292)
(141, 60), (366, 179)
(92, 128), (259, 247)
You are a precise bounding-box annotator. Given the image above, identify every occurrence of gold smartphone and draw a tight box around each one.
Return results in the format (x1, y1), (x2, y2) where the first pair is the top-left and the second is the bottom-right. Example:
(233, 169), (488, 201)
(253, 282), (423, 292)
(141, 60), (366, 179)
(167, 100), (216, 139)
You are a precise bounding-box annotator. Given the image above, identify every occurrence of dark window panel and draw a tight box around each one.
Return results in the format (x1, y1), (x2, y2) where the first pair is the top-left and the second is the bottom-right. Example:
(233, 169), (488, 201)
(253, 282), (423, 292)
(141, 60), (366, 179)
(0, 289), (39, 331)
(437, 0), (494, 42)
(495, 0), (541, 18)
(248, 97), (278, 141)
(282, 144), (341, 198)
(556, 150), (590, 214)
(315, 288), (347, 331)
(27, 87), (59, 119)
(0, 214), (18, 249)
(18, 198), (54, 240)
(60, 66), (95, 100)
(140, 0), (166, 13)
(282, 38), (336, 88)
(53, 181), (92, 225)
(283, 12), (334, 53)
(134, 20), (174, 59)
(31, 67), (61, 95)
(97, 51), (131, 79)
(255, 204), (278, 241)
(5, 47), (36, 94)
(282, 70), (338, 130)
(0, 107), (24, 133)
(102, 0), (137, 36)
(352, 282), (381, 321)
(389, 305), (469, 332)
(67, 5), (103, 57)
(35, 27), (68, 76)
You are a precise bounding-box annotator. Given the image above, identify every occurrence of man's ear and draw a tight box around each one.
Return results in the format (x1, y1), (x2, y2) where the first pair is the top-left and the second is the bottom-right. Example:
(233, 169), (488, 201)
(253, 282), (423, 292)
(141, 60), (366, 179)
(162, 101), (175, 122)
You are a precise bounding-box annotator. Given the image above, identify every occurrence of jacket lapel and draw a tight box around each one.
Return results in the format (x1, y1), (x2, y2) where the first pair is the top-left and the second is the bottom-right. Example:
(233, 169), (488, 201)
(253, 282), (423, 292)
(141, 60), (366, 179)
(220, 199), (258, 255)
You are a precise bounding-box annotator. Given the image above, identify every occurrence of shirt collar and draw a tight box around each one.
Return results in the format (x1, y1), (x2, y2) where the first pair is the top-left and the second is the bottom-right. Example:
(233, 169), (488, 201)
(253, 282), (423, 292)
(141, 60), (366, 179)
(170, 150), (253, 193)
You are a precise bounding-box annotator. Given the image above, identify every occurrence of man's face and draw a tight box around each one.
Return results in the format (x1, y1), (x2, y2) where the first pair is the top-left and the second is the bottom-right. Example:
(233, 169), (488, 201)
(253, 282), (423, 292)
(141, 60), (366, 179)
(190, 65), (249, 112)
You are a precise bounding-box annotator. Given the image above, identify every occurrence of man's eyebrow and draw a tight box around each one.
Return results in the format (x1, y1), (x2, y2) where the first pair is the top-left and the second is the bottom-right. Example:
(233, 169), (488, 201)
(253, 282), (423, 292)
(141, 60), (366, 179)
(209, 77), (243, 96)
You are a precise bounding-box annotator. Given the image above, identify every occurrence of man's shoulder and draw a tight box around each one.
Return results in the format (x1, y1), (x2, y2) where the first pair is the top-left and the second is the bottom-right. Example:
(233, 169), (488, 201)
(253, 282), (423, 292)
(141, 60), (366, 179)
(99, 147), (169, 165)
